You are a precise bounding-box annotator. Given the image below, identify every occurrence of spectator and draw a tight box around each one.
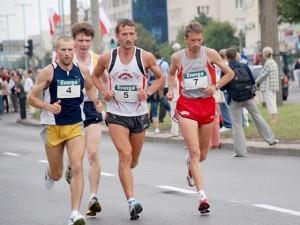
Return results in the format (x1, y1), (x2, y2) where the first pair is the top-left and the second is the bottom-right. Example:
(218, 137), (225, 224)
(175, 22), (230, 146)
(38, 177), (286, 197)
(223, 47), (278, 157)
(256, 47), (279, 123)
(12, 73), (26, 120)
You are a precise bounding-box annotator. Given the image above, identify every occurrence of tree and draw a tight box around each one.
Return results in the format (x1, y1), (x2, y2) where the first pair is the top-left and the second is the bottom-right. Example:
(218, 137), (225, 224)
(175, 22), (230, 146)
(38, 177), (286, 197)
(158, 42), (173, 63)
(175, 15), (239, 51)
(277, 0), (300, 24)
(136, 23), (158, 52)
(195, 13), (213, 27)
(203, 21), (239, 51)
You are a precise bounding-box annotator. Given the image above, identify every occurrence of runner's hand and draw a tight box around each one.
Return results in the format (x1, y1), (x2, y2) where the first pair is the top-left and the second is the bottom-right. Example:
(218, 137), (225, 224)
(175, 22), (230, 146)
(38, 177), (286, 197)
(203, 85), (216, 96)
(138, 88), (147, 101)
(48, 99), (61, 115)
(166, 91), (174, 101)
(103, 90), (114, 101)
(94, 99), (103, 113)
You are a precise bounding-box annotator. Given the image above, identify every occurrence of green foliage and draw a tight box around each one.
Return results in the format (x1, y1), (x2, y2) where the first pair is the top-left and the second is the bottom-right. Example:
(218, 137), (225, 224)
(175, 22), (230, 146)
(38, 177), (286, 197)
(158, 42), (173, 63)
(136, 23), (158, 52)
(175, 14), (240, 52)
(194, 13), (213, 26)
(277, 0), (300, 24)
(203, 21), (239, 51)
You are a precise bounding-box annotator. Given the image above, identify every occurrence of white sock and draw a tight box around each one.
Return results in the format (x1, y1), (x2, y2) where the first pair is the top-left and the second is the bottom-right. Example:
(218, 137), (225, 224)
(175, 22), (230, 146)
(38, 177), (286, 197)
(128, 197), (136, 205)
(71, 210), (79, 216)
(199, 190), (207, 201)
(89, 193), (97, 201)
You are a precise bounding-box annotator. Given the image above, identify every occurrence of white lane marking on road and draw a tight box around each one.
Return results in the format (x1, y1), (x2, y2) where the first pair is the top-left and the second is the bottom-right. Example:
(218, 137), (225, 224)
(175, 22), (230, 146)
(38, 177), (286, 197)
(3, 152), (19, 156)
(156, 185), (197, 194)
(101, 172), (115, 177)
(38, 160), (48, 163)
(254, 204), (300, 216)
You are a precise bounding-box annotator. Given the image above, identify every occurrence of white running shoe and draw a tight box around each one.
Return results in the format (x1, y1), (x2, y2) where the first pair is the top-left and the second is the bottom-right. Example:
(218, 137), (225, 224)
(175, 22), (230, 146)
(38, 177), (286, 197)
(44, 168), (54, 190)
(68, 211), (86, 225)
(185, 153), (195, 187)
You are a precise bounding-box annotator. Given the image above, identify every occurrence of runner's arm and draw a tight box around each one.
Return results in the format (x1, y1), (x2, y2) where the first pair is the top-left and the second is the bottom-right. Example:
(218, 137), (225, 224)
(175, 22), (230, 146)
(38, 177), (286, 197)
(91, 53), (110, 96)
(209, 49), (234, 89)
(144, 52), (164, 96)
(167, 52), (180, 100)
(27, 65), (61, 114)
(80, 64), (98, 102)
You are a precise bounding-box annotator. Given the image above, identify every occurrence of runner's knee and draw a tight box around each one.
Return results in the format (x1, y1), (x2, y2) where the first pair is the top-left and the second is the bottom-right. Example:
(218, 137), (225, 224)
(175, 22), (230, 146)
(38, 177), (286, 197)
(87, 150), (99, 165)
(119, 151), (132, 165)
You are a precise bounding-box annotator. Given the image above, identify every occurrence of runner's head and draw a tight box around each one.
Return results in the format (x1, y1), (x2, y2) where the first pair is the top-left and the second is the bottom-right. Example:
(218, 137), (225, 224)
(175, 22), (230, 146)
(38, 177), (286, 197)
(71, 22), (94, 55)
(115, 18), (137, 50)
(55, 36), (75, 67)
(184, 21), (204, 54)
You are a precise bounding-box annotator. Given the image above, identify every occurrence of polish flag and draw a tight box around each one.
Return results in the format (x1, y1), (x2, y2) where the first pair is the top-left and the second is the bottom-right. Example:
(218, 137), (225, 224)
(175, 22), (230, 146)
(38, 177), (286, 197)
(99, 7), (111, 35)
(47, 8), (60, 36)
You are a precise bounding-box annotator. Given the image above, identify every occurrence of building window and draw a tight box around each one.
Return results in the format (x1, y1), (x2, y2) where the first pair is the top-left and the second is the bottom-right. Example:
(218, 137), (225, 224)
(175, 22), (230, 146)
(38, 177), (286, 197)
(197, 5), (209, 15)
(236, 0), (244, 9)
(112, 0), (119, 7)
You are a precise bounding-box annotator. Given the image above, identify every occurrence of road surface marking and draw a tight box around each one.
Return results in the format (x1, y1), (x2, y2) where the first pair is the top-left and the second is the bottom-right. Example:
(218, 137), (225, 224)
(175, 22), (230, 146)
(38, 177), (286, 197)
(254, 204), (300, 216)
(3, 152), (19, 156)
(101, 172), (115, 177)
(156, 185), (197, 194)
(38, 160), (48, 163)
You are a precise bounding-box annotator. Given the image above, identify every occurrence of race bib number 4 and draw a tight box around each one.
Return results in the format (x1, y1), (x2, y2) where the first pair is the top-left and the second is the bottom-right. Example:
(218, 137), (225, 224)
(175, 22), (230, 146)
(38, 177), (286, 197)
(183, 71), (208, 90)
(114, 84), (138, 102)
(57, 79), (81, 98)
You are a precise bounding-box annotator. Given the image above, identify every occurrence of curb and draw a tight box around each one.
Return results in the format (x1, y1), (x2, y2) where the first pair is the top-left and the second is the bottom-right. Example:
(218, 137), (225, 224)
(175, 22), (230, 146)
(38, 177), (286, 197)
(17, 119), (300, 157)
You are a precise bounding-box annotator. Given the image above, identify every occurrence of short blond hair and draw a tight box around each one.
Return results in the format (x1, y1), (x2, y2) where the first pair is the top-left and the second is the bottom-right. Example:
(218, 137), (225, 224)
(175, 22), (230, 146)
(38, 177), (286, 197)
(263, 47), (273, 58)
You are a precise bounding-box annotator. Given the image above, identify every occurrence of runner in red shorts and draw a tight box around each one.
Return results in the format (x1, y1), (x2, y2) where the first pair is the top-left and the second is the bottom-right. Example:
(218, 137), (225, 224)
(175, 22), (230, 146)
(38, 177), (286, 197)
(167, 21), (234, 214)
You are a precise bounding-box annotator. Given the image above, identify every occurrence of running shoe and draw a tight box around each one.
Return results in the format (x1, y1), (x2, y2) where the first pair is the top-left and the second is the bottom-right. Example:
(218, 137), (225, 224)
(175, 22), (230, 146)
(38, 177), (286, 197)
(86, 197), (102, 216)
(185, 154), (195, 187)
(68, 212), (86, 225)
(198, 198), (210, 214)
(65, 166), (72, 185)
(129, 200), (143, 220)
(44, 168), (54, 190)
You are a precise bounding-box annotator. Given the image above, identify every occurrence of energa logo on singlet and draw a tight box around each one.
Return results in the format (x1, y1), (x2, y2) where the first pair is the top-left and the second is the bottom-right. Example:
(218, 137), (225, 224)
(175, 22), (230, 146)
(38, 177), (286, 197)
(57, 79), (81, 99)
(184, 71), (206, 78)
(183, 70), (208, 90)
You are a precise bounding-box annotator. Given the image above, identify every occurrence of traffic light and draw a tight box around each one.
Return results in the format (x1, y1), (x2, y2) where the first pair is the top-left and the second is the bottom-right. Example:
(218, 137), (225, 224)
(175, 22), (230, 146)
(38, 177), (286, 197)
(0, 43), (3, 52)
(25, 39), (33, 57)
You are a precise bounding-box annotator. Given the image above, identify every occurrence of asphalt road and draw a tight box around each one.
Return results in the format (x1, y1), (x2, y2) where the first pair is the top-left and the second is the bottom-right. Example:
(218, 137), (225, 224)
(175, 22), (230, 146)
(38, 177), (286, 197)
(0, 114), (299, 225)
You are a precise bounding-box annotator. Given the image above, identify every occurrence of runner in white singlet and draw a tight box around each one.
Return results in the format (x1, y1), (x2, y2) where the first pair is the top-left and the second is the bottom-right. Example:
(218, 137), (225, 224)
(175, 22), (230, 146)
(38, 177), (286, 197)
(92, 18), (163, 220)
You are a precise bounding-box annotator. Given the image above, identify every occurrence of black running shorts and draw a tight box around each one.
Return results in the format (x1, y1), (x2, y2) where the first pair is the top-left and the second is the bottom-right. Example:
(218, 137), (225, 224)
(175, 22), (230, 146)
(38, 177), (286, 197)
(105, 112), (150, 133)
(83, 101), (103, 128)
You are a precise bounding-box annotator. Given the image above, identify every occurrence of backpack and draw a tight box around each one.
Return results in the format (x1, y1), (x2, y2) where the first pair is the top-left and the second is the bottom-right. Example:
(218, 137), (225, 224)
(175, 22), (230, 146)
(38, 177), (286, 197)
(229, 63), (256, 102)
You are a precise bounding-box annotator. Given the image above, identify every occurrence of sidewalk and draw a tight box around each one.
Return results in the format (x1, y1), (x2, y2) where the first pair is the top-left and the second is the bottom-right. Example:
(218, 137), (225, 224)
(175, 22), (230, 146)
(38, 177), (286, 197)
(17, 116), (300, 157)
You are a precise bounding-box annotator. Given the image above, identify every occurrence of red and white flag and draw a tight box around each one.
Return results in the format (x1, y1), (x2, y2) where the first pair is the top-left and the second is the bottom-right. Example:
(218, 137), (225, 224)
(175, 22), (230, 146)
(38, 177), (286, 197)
(99, 7), (111, 35)
(47, 8), (60, 36)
